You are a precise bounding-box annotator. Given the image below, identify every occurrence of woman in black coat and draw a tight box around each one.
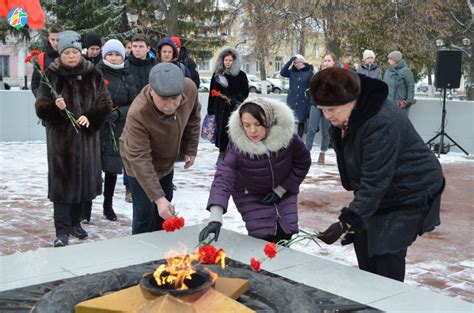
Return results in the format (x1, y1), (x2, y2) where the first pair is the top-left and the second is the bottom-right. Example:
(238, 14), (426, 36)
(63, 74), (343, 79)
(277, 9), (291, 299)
(93, 39), (138, 222)
(311, 68), (444, 282)
(208, 47), (249, 165)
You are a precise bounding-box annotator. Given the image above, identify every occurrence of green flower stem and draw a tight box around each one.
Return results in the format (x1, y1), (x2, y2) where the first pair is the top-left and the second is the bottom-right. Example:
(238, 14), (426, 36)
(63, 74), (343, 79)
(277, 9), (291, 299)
(109, 122), (118, 151)
(29, 58), (80, 133)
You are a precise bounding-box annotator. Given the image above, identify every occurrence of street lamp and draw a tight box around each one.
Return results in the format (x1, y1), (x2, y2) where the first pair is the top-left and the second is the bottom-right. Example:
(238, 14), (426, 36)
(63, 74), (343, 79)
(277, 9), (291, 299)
(154, 9), (165, 21)
(126, 11), (139, 28)
(435, 37), (472, 58)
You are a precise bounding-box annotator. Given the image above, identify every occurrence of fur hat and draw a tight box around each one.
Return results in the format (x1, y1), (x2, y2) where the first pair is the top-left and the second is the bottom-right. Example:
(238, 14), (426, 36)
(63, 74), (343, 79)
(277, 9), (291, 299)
(387, 50), (402, 63)
(57, 31), (82, 55)
(101, 39), (125, 60)
(362, 49), (375, 60)
(149, 63), (185, 97)
(170, 36), (182, 48)
(85, 33), (102, 48)
(294, 54), (305, 63)
(310, 67), (361, 107)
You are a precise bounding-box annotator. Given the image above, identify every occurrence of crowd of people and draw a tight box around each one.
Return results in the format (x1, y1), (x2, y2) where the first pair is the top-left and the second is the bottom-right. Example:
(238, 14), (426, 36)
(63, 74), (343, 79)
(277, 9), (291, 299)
(31, 25), (444, 283)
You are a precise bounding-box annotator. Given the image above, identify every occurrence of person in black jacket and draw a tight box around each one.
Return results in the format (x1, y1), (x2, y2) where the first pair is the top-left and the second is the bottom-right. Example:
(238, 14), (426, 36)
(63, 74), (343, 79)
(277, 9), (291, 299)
(89, 39), (138, 222)
(155, 37), (192, 80)
(83, 33), (103, 65)
(171, 36), (200, 88)
(31, 25), (62, 97)
(125, 34), (157, 93)
(311, 68), (444, 282)
(208, 47), (249, 165)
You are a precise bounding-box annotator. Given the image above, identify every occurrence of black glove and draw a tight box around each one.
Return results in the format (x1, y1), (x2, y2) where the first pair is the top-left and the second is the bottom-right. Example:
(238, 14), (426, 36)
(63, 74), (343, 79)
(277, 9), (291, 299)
(340, 227), (355, 246)
(261, 191), (281, 205)
(318, 222), (348, 245)
(290, 56), (297, 62)
(106, 110), (119, 123)
(199, 221), (222, 243)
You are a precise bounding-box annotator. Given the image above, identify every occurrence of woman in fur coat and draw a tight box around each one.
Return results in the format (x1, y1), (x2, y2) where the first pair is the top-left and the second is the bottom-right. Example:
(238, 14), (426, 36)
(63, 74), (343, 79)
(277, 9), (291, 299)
(199, 97), (311, 243)
(208, 47), (249, 165)
(35, 31), (112, 247)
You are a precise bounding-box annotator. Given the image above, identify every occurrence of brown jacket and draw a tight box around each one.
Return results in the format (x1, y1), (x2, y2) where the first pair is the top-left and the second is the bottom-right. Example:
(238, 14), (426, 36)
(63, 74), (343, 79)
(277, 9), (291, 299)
(120, 79), (201, 202)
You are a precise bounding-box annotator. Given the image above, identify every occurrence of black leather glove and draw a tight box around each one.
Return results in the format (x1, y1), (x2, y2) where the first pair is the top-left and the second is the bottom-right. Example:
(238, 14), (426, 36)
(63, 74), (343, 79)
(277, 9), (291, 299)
(199, 221), (222, 243)
(106, 110), (119, 123)
(290, 56), (297, 62)
(318, 222), (348, 245)
(340, 227), (355, 246)
(261, 191), (281, 205)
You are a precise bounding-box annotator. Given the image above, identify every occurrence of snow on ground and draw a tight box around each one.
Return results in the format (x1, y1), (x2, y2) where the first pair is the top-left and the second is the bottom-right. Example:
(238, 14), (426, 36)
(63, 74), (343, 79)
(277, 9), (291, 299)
(1, 140), (473, 301)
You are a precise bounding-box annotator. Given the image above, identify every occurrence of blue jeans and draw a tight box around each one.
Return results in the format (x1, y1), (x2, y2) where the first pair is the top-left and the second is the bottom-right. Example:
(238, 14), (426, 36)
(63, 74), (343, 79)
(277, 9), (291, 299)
(305, 105), (330, 151)
(129, 171), (174, 235)
(123, 168), (129, 189)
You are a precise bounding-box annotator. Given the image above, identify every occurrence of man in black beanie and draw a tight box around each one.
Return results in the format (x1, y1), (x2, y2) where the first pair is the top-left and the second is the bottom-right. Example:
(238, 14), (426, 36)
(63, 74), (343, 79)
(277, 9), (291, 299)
(312, 67), (444, 283)
(83, 33), (102, 65)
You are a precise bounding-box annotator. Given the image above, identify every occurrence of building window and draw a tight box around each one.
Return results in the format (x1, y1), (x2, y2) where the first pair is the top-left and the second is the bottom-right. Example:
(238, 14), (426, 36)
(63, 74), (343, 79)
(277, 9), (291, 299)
(255, 60), (260, 72)
(275, 56), (283, 72)
(197, 58), (210, 71)
(244, 62), (250, 74)
(0, 55), (9, 77)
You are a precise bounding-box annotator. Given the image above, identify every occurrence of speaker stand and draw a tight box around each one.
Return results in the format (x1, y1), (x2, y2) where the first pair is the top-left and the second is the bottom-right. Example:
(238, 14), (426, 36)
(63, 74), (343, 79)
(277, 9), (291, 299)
(426, 88), (469, 158)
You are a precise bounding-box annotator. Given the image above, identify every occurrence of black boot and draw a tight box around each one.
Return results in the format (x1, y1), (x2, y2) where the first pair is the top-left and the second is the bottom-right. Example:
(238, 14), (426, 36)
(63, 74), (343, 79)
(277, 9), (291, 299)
(103, 173), (117, 221)
(297, 123), (305, 137)
(81, 202), (92, 223)
(70, 224), (88, 239)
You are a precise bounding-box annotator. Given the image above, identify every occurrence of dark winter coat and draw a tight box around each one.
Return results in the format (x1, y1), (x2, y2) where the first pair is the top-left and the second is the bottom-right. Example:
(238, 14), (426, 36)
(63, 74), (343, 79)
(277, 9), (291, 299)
(207, 97), (311, 239)
(35, 58), (112, 203)
(125, 53), (158, 93)
(332, 75), (444, 256)
(280, 58), (314, 123)
(178, 46), (200, 88)
(383, 59), (415, 107)
(97, 60), (138, 174)
(156, 37), (192, 79)
(356, 62), (382, 80)
(31, 43), (59, 97)
(83, 53), (102, 65)
(208, 47), (249, 152)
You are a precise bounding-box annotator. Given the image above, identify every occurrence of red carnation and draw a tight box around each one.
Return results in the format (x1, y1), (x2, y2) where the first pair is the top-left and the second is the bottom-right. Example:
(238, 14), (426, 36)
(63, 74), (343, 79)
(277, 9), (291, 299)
(24, 55), (32, 63)
(263, 243), (277, 259)
(198, 245), (218, 264)
(30, 50), (41, 57)
(211, 89), (221, 97)
(162, 216), (186, 232)
(104, 79), (110, 86)
(250, 258), (261, 272)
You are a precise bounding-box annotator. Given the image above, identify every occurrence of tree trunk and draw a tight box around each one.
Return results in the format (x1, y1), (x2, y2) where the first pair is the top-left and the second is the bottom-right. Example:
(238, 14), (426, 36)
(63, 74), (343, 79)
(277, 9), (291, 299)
(166, 3), (179, 36)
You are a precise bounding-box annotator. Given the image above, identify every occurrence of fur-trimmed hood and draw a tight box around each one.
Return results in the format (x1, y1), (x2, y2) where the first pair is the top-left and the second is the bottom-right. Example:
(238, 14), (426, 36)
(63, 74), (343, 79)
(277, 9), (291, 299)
(228, 96), (295, 157)
(214, 46), (242, 77)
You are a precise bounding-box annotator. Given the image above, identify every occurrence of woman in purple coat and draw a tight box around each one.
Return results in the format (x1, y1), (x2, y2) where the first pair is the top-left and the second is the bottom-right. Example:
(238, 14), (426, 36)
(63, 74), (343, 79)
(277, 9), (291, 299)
(199, 97), (311, 243)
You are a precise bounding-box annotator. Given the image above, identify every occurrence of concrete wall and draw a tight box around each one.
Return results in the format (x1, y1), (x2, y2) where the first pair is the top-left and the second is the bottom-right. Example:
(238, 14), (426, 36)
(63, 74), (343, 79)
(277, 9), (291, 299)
(1, 90), (473, 154)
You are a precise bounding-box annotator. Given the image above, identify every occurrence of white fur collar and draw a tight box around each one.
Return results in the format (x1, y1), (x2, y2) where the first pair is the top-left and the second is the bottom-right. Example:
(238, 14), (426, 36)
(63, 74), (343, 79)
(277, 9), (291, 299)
(228, 97), (296, 157)
(214, 46), (242, 77)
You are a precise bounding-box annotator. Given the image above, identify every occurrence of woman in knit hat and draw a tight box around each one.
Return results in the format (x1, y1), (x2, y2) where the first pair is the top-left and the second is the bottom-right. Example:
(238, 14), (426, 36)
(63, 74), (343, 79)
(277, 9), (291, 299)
(356, 49), (382, 80)
(280, 54), (314, 138)
(311, 67), (444, 282)
(86, 39), (138, 222)
(383, 50), (415, 114)
(199, 97), (311, 243)
(35, 30), (112, 247)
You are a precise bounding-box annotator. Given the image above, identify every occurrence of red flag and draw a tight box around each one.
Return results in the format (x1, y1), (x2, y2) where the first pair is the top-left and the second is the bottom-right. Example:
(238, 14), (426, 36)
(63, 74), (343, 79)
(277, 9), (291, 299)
(0, 0), (46, 29)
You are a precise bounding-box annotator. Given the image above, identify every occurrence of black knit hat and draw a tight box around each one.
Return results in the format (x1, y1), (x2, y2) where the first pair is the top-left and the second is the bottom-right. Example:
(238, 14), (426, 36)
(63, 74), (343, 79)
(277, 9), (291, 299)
(85, 33), (102, 48)
(310, 67), (361, 106)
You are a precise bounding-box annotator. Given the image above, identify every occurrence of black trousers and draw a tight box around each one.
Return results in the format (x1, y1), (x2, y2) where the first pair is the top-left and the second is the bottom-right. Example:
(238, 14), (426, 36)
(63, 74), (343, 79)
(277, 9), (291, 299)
(353, 229), (407, 282)
(261, 223), (293, 244)
(53, 201), (90, 237)
(129, 171), (174, 234)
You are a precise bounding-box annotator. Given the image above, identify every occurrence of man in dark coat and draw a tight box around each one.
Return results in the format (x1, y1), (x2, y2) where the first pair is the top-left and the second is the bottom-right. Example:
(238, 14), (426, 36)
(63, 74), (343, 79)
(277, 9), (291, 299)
(31, 25), (62, 97)
(83, 33), (103, 65)
(311, 68), (444, 282)
(171, 36), (200, 88)
(125, 34), (158, 92)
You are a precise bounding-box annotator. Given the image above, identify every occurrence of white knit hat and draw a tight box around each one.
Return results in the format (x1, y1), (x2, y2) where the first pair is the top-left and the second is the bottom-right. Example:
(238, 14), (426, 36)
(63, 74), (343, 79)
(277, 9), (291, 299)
(294, 54), (305, 63)
(362, 49), (375, 60)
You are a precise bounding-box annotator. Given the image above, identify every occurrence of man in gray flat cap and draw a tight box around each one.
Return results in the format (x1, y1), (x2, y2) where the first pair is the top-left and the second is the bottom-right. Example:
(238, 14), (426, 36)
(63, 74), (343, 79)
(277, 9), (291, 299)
(120, 62), (201, 234)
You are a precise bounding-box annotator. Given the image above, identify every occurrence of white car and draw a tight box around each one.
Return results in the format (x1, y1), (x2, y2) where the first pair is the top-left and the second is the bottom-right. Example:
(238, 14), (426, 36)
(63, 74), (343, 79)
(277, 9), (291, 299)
(199, 77), (211, 92)
(247, 74), (272, 94)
